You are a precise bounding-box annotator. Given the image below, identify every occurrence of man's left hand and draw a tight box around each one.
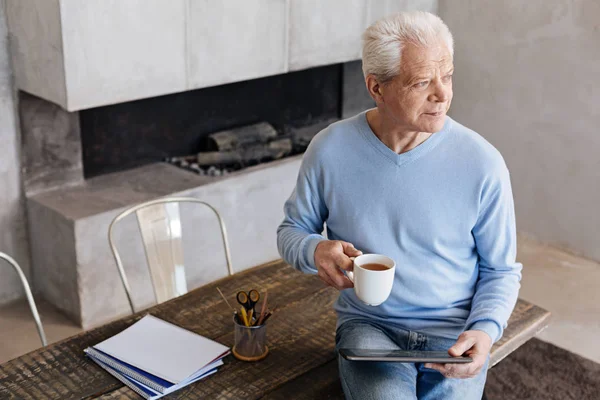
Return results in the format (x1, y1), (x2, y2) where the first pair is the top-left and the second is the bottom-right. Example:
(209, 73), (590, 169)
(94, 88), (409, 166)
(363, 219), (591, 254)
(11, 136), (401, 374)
(424, 330), (492, 379)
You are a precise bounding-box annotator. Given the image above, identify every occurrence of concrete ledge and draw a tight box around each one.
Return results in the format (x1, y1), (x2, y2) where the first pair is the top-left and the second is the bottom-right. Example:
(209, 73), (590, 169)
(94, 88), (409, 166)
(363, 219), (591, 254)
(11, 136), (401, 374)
(28, 158), (301, 328)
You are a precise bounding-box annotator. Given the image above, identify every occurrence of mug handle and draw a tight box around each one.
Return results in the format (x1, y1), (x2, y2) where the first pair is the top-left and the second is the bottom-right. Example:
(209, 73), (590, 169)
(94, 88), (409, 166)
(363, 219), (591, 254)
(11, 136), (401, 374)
(346, 271), (354, 283)
(346, 257), (356, 282)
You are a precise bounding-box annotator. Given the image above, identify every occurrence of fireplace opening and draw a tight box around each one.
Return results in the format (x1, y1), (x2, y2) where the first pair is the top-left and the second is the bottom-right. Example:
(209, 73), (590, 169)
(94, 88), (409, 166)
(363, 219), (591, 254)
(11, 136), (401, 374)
(80, 64), (346, 178)
(18, 60), (372, 193)
(164, 116), (337, 177)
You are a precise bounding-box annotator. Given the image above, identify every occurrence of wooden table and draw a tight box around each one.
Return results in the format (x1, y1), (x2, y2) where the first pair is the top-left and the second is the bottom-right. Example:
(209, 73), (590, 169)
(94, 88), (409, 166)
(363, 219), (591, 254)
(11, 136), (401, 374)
(0, 260), (551, 399)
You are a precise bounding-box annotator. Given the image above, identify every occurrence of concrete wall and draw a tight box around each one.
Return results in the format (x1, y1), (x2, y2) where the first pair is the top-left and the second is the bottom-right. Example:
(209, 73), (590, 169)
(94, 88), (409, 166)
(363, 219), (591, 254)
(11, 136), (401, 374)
(0, 0), (31, 303)
(440, 1), (600, 261)
(342, 60), (375, 119)
(19, 92), (83, 195)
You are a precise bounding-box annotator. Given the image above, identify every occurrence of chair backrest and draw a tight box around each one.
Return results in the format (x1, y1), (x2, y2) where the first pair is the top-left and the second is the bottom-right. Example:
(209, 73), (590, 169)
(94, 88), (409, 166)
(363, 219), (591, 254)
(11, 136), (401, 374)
(108, 197), (234, 313)
(0, 252), (48, 346)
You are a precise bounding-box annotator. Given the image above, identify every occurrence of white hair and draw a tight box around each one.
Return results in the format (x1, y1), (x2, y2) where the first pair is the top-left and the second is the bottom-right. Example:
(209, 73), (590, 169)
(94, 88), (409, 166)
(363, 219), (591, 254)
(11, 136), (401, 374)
(362, 11), (454, 83)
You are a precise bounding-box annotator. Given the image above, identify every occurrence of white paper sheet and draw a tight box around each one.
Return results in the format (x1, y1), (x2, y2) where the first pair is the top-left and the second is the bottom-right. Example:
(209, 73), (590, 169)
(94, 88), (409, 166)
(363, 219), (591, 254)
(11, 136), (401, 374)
(94, 315), (229, 384)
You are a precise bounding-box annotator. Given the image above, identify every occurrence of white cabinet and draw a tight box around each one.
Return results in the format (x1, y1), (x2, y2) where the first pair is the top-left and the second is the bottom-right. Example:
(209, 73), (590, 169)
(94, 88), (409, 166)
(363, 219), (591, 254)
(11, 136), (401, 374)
(6, 0), (438, 111)
(288, 0), (366, 71)
(187, 0), (287, 89)
(60, 0), (187, 111)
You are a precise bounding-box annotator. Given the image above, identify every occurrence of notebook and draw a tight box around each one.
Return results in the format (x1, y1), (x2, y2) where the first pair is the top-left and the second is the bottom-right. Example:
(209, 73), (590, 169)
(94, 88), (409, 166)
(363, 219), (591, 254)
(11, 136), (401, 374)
(91, 356), (218, 400)
(85, 315), (229, 398)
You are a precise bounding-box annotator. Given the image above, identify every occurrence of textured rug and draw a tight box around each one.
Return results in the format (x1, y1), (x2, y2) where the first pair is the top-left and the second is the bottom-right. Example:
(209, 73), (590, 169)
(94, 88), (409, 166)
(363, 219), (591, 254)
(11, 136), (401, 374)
(486, 338), (600, 400)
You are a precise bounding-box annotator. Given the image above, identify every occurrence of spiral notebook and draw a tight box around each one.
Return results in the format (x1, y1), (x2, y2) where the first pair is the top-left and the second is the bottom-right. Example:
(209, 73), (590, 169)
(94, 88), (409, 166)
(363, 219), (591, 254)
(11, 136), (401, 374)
(84, 315), (229, 399)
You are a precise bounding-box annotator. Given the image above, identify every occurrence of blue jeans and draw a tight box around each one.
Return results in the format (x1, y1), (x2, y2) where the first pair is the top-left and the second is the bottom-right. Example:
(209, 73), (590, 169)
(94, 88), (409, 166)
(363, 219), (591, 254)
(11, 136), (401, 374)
(336, 319), (488, 400)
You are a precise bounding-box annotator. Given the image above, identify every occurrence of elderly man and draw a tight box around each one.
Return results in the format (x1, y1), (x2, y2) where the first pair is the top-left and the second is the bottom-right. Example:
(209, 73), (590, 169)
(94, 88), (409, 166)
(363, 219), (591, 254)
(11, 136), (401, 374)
(277, 11), (521, 399)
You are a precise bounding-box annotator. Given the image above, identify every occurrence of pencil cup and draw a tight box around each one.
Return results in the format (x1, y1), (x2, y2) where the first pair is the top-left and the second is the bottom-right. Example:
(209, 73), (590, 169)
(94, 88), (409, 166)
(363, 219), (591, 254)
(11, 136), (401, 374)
(232, 315), (269, 362)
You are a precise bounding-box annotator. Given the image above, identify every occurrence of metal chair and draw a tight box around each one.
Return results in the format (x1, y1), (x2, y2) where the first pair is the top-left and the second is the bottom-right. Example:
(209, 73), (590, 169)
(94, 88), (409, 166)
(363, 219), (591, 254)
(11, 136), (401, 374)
(108, 197), (234, 313)
(0, 252), (48, 346)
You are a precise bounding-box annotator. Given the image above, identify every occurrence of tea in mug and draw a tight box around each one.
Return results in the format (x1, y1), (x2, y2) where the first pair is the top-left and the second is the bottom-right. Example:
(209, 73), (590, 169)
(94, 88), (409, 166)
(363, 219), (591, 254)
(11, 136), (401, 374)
(361, 263), (390, 271)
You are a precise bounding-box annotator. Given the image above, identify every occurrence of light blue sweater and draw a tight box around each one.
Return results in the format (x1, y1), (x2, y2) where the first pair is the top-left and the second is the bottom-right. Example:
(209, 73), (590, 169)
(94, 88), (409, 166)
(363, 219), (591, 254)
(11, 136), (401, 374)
(277, 111), (522, 343)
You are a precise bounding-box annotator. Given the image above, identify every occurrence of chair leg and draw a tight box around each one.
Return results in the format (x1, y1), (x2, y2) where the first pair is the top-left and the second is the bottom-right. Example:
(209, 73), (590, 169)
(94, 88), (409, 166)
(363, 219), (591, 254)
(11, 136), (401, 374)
(0, 252), (48, 346)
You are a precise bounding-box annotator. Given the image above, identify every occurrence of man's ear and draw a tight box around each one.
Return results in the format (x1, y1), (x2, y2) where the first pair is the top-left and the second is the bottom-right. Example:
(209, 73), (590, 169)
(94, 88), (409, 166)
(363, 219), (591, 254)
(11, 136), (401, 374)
(366, 75), (384, 103)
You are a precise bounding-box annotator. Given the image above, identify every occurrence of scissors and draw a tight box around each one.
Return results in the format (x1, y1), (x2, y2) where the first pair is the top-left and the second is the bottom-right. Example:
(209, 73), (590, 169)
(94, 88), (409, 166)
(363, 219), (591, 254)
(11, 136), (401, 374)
(236, 289), (260, 314)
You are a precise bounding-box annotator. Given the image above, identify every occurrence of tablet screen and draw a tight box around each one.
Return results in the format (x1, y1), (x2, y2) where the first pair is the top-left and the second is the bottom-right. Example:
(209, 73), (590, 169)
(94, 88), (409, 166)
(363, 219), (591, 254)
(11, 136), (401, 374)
(339, 348), (473, 363)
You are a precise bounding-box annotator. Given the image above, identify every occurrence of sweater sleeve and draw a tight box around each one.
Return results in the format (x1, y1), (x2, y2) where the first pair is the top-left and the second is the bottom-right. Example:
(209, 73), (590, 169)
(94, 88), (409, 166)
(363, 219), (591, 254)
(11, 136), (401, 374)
(276, 143), (328, 274)
(466, 162), (522, 343)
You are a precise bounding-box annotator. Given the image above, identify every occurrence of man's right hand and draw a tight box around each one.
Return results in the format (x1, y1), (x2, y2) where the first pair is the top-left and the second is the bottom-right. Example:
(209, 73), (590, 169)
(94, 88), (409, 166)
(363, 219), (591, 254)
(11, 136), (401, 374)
(314, 240), (362, 290)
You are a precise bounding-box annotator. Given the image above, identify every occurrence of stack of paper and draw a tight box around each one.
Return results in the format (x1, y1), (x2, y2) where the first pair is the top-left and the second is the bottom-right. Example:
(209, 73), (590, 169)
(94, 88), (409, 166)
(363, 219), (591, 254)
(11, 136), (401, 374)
(85, 315), (229, 399)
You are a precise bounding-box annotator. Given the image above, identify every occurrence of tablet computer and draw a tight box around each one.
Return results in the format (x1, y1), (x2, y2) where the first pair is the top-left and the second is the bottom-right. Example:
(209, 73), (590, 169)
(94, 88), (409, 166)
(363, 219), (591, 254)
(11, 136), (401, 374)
(339, 348), (473, 363)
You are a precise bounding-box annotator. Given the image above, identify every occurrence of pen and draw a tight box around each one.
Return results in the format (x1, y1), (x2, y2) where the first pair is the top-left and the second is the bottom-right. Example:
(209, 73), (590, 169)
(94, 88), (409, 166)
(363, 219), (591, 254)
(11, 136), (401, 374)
(217, 287), (236, 312)
(261, 312), (272, 324)
(257, 290), (268, 326)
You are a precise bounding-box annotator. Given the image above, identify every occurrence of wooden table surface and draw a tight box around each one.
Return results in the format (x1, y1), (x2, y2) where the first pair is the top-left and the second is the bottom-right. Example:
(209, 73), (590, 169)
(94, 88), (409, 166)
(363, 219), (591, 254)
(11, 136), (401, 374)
(0, 260), (551, 399)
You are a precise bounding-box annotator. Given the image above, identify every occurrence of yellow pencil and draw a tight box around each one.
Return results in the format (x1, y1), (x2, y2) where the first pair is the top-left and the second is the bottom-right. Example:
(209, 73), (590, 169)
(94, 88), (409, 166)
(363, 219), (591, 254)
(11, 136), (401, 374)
(240, 307), (249, 326)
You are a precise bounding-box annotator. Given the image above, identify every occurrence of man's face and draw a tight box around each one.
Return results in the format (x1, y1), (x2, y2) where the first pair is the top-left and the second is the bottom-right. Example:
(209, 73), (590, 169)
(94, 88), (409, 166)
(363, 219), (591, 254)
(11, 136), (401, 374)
(379, 40), (453, 133)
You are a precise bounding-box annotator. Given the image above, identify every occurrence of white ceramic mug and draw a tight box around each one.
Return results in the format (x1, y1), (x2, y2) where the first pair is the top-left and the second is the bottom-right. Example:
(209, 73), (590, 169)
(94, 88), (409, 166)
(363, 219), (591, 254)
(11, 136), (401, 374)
(347, 254), (396, 306)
